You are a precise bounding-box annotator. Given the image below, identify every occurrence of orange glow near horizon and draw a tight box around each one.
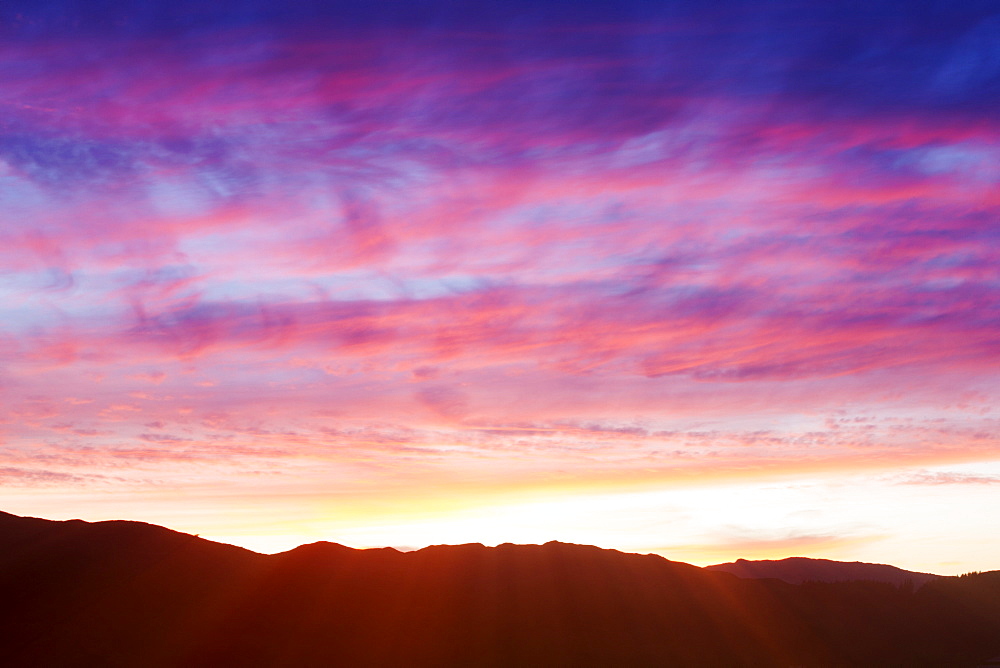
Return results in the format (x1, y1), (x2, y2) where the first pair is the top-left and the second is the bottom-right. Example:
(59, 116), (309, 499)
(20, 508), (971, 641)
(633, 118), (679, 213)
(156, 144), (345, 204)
(4, 458), (998, 575)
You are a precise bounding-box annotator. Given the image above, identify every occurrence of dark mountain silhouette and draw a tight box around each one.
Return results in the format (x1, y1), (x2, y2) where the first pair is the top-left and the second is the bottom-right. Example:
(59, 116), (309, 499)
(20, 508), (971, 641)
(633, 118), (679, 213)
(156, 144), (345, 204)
(707, 556), (941, 588)
(1, 511), (999, 667)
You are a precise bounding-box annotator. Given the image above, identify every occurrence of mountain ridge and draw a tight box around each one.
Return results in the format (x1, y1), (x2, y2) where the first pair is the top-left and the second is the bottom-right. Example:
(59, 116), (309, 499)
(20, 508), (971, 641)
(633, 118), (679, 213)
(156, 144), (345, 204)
(707, 556), (942, 588)
(1, 510), (998, 667)
(0, 511), (951, 582)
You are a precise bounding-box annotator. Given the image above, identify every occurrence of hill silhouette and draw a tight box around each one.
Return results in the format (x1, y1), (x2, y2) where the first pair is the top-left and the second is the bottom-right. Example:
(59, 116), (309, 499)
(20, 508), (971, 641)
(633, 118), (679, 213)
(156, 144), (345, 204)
(707, 556), (941, 588)
(1, 511), (999, 667)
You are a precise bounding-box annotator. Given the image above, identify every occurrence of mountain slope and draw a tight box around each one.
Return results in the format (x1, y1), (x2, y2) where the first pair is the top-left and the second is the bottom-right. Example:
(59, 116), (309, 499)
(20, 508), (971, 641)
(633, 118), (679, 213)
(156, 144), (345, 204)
(706, 556), (941, 588)
(0, 511), (998, 667)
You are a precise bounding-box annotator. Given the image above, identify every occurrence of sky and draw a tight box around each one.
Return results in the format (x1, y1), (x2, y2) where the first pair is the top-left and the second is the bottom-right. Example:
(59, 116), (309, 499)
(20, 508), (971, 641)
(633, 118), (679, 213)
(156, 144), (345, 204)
(0, 0), (997, 574)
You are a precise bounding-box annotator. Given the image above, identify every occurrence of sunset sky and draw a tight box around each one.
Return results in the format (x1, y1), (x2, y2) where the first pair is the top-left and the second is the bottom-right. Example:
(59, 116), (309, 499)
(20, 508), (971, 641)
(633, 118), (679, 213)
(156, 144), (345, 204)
(1, 0), (997, 574)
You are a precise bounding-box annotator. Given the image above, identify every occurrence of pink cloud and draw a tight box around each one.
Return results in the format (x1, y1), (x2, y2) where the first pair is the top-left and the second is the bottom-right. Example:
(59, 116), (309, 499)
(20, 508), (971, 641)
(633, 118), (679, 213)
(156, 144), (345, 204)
(0, 20), (995, 521)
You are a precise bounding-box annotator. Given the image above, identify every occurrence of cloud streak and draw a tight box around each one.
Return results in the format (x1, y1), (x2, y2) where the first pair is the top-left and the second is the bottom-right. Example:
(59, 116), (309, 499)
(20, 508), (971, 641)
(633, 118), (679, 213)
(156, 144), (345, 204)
(0, 0), (997, 568)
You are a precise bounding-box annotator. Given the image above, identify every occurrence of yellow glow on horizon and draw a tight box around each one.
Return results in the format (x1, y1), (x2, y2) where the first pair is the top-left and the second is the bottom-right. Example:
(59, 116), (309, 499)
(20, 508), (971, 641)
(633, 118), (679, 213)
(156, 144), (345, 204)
(195, 460), (1000, 576)
(2, 459), (997, 576)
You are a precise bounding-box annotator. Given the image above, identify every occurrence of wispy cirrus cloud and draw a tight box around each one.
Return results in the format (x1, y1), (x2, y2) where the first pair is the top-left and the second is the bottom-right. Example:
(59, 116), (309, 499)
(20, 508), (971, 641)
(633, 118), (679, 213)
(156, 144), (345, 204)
(899, 471), (1000, 486)
(0, 0), (997, 568)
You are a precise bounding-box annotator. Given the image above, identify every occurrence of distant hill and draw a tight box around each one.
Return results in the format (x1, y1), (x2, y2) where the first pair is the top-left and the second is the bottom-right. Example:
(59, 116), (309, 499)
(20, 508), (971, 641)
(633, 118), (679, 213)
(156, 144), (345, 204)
(1, 510), (999, 667)
(706, 557), (942, 588)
